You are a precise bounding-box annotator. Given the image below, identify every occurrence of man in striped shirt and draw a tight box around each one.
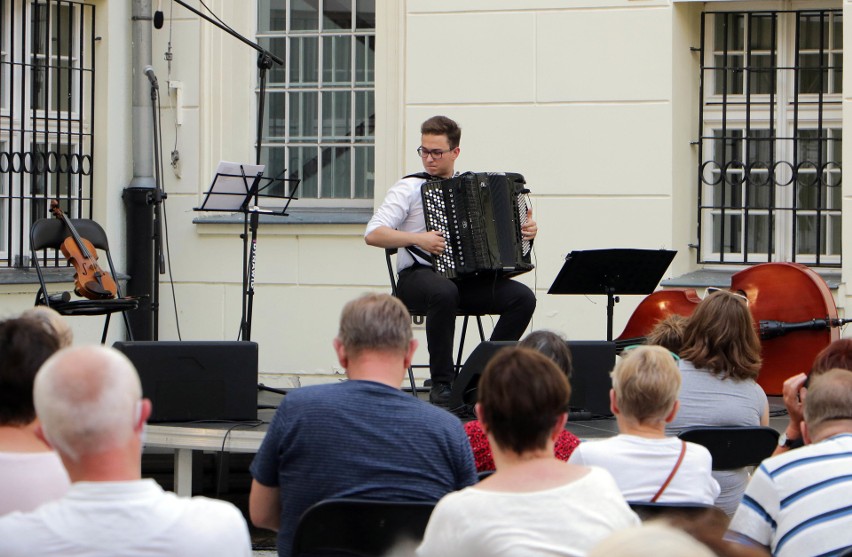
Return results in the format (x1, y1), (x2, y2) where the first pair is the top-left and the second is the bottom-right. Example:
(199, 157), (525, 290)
(727, 368), (852, 556)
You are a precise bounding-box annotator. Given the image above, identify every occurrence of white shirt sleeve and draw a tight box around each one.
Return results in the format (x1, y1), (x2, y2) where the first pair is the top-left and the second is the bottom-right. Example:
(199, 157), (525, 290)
(365, 179), (416, 237)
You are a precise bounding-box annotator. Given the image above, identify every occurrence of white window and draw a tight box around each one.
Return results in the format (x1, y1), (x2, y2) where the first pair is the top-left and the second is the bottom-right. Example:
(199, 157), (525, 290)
(698, 7), (842, 266)
(257, 0), (375, 207)
(0, 0), (94, 268)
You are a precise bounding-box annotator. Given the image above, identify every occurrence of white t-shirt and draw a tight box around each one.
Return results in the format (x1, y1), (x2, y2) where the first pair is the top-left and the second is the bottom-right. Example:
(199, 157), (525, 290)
(417, 466), (639, 557)
(0, 451), (70, 515)
(0, 479), (251, 557)
(567, 434), (720, 504)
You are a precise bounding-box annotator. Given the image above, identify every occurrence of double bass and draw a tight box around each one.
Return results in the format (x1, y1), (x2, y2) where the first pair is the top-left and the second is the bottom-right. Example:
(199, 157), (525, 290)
(50, 200), (117, 300)
(615, 262), (848, 394)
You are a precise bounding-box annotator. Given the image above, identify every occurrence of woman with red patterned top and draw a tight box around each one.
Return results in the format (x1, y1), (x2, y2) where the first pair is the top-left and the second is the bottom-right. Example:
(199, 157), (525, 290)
(464, 330), (580, 473)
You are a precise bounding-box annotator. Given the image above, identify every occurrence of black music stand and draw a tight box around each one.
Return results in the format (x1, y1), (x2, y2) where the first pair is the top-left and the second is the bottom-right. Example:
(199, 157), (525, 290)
(196, 161), (299, 341)
(548, 249), (677, 341)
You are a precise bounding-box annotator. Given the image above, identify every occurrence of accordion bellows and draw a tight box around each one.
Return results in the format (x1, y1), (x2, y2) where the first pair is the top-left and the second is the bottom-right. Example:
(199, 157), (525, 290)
(421, 172), (534, 279)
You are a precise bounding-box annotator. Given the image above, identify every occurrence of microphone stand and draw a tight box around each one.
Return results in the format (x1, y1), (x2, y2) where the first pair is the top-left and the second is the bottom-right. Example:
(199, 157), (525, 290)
(148, 75), (165, 339)
(165, 0), (283, 341)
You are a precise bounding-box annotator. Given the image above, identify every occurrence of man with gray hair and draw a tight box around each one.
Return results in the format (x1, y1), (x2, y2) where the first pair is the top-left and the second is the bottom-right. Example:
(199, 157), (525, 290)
(249, 293), (477, 557)
(0, 345), (252, 557)
(727, 368), (852, 556)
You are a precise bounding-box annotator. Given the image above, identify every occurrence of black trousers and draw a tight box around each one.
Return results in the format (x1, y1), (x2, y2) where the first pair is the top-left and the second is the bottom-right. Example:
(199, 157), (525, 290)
(396, 265), (536, 384)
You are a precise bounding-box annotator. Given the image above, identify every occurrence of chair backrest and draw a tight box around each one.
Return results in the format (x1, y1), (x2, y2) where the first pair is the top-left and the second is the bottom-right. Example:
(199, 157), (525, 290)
(677, 426), (780, 470)
(628, 501), (723, 522)
(385, 248), (399, 296)
(31, 218), (110, 252)
(292, 498), (435, 557)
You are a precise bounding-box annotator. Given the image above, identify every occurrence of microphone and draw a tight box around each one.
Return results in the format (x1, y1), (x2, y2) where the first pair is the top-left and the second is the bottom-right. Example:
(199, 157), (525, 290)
(143, 65), (159, 89)
(153, 0), (164, 29)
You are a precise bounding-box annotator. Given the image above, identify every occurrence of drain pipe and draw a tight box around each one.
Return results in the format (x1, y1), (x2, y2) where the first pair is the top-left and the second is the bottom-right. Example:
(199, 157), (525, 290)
(123, 0), (157, 340)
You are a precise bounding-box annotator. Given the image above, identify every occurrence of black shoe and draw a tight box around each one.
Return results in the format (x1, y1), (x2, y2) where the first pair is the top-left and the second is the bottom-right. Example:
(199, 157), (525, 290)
(429, 382), (452, 407)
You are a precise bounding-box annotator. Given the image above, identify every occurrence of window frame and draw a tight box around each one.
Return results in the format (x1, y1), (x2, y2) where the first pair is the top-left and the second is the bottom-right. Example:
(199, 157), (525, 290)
(256, 0), (376, 208)
(697, 6), (842, 267)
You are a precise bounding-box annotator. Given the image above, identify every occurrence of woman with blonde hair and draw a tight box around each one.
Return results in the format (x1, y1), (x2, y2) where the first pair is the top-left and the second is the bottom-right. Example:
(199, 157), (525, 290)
(666, 290), (769, 515)
(569, 345), (719, 504)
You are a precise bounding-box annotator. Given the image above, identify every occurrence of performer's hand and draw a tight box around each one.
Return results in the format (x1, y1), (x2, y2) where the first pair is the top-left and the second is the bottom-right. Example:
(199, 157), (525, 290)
(417, 230), (446, 255)
(521, 208), (537, 241)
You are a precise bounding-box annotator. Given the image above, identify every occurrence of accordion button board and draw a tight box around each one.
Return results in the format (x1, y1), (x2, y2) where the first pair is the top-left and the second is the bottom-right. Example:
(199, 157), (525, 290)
(421, 172), (534, 280)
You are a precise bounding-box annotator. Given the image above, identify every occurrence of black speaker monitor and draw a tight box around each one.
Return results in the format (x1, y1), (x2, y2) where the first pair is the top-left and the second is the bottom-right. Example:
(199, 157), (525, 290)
(449, 340), (616, 418)
(112, 340), (258, 423)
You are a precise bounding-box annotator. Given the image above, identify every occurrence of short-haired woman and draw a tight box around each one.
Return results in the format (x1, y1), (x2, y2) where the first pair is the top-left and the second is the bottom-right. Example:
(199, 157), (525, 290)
(569, 345), (719, 504)
(463, 330), (580, 472)
(417, 347), (638, 557)
(0, 317), (70, 515)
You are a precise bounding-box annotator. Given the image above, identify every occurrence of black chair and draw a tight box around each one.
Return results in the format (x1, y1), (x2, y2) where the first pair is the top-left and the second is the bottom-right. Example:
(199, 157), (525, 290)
(385, 248), (487, 395)
(628, 501), (724, 522)
(30, 217), (138, 344)
(292, 498), (435, 557)
(677, 426), (780, 470)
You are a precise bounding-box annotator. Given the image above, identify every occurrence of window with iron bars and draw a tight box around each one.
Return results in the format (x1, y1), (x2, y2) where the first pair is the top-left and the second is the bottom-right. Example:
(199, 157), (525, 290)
(697, 8), (841, 267)
(0, 0), (95, 269)
(257, 0), (375, 207)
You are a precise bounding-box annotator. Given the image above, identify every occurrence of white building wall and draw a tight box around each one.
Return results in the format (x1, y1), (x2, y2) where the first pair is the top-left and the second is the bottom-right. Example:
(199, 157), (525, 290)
(4, 0), (847, 384)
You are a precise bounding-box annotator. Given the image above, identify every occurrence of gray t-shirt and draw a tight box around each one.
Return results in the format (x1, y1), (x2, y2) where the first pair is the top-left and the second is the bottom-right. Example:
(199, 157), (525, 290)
(666, 359), (767, 515)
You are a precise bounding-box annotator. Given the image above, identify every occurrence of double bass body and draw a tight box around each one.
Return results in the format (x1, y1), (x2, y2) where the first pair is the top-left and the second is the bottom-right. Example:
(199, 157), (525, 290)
(615, 262), (841, 395)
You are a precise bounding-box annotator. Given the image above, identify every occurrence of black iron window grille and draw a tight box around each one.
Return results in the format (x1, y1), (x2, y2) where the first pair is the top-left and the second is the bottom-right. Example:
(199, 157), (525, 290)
(697, 9), (842, 267)
(257, 0), (375, 205)
(0, 0), (95, 269)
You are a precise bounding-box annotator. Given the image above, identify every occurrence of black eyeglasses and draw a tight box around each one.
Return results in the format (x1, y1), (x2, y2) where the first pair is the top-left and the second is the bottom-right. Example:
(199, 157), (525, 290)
(417, 147), (452, 159)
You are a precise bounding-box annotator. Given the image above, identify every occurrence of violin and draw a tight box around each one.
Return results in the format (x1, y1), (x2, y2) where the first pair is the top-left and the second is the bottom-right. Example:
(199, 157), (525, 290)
(615, 262), (850, 394)
(50, 200), (117, 300)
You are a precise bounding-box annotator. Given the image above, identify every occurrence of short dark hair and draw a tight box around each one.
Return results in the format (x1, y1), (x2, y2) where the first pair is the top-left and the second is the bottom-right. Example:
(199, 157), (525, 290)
(0, 317), (61, 425)
(811, 338), (852, 376)
(519, 330), (573, 379)
(421, 115), (461, 149)
(478, 347), (571, 455)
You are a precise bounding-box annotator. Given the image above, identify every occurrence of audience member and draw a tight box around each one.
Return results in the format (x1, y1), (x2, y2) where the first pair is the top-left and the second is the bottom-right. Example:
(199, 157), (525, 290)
(727, 369), (852, 556)
(417, 347), (638, 557)
(249, 293), (477, 557)
(666, 290), (768, 515)
(464, 330), (580, 472)
(645, 314), (689, 355)
(0, 345), (252, 556)
(0, 317), (69, 515)
(20, 306), (73, 348)
(569, 345), (719, 504)
(773, 338), (852, 455)
(588, 521), (717, 557)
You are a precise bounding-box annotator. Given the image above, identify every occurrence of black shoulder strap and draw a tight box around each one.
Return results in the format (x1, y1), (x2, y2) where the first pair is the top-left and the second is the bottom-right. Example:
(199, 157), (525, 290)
(406, 245), (433, 265)
(403, 172), (431, 180)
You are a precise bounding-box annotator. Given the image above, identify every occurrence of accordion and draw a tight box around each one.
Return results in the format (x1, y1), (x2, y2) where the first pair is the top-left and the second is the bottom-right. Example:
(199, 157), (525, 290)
(421, 172), (534, 279)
